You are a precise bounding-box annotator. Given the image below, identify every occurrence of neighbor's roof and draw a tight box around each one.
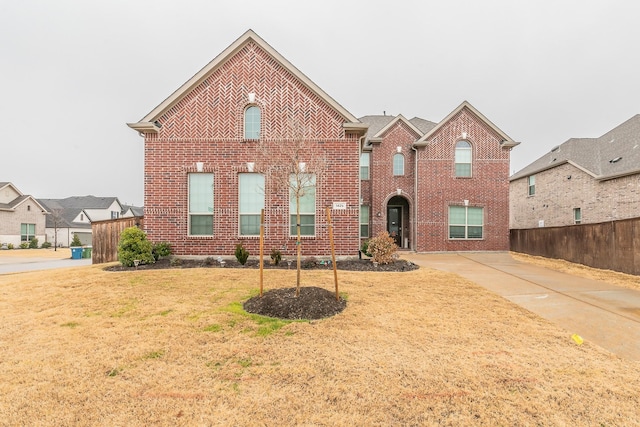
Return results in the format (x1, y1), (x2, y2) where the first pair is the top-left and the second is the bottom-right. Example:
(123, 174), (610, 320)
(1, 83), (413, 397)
(510, 114), (640, 181)
(0, 182), (49, 212)
(39, 196), (121, 210)
(128, 29), (366, 135)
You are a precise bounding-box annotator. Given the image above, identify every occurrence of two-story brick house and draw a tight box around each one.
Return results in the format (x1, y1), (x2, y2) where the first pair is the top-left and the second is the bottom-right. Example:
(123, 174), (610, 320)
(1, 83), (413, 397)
(128, 30), (518, 256)
(510, 114), (640, 229)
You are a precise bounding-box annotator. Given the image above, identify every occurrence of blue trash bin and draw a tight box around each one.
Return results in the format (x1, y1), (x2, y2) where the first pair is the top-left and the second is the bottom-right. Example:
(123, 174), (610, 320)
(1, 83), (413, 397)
(71, 247), (83, 260)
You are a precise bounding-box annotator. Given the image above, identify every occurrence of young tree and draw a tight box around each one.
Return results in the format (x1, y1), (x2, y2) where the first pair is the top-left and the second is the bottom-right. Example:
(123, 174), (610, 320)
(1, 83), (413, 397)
(48, 208), (65, 251)
(255, 119), (328, 296)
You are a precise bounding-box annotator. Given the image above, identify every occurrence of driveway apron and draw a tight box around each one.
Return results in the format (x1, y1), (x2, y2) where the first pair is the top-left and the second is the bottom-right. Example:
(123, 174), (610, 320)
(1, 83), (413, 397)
(403, 252), (640, 361)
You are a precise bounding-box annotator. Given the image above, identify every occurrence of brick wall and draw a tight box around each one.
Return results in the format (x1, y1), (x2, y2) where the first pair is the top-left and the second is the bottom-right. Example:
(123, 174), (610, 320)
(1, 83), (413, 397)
(143, 41), (361, 257)
(415, 108), (511, 251)
(510, 163), (640, 228)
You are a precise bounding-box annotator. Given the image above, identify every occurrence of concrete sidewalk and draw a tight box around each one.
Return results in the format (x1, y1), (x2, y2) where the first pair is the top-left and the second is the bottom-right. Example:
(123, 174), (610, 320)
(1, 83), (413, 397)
(403, 252), (640, 361)
(0, 256), (92, 274)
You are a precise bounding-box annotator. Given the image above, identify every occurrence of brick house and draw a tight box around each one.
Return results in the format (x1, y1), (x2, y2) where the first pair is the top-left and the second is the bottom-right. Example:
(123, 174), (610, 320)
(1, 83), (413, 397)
(510, 114), (640, 229)
(0, 182), (48, 247)
(128, 30), (518, 256)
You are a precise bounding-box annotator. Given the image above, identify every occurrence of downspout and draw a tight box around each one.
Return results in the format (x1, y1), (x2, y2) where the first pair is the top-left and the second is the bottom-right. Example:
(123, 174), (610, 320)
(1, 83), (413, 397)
(412, 143), (418, 252)
(358, 135), (366, 254)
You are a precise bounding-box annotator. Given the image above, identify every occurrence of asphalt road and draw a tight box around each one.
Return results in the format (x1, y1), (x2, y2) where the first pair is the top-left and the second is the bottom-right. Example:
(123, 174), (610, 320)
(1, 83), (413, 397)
(0, 256), (92, 274)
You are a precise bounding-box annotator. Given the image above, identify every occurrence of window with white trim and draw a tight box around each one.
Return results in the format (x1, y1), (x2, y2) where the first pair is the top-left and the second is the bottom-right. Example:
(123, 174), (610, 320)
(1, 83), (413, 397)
(239, 173), (265, 236)
(360, 205), (369, 237)
(454, 140), (472, 177)
(189, 173), (214, 235)
(528, 175), (536, 196)
(449, 206), (483, 239)
(393, 153), (404, 176)
(21, 223), (35, 242)
(244, 106), (261, 140)
(573, 207), (581, 224)
(360, 152), (370, 180)
(289, 174), (316, 236)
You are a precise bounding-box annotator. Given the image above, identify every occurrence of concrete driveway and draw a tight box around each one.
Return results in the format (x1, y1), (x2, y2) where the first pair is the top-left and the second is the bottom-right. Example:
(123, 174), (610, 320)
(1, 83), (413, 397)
(403, 252), (640, 361)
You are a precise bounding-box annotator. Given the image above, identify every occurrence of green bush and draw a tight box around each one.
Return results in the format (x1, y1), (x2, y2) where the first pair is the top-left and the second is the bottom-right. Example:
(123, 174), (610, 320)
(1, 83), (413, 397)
(70, 234), (82, 247)
(7, 243), (14, 250)
(19, 242), (29, 249)
(234, 242), (249, 265)
(360, 240), (372, 257)
(41, 241), (52, 249)
(270, 248), (282, 265)
(28, 237), (39, 249)
(367, 231), (398, 265)
(152, 242), (172, 261)
(117, 227), (154, 267)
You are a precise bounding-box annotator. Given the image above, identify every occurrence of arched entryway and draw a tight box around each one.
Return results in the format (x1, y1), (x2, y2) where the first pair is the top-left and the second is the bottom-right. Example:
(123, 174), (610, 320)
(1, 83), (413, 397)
(387, 195), (410, 249)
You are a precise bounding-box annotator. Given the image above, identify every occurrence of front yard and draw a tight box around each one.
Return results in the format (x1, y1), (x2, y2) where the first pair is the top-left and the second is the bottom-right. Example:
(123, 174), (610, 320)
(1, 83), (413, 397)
(0, 258), (638, 425)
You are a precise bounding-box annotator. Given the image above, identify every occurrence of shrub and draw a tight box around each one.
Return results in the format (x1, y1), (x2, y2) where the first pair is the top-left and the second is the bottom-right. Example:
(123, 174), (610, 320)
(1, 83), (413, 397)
(19, 242), (29, 249)
(270, 248), (282, 265)
(152, 242), (172, 261)
(117, 227), (154, 267)
(360, 240), (372, 257)
(367, 231), (398, 265)
(70, 234), (82, 247)
(7, 243), (14, 250)
(41, 241), (52, 249)
(28, 238), (39, 249)
(234, 242), (249, 265)
(301, 256), (318, 269)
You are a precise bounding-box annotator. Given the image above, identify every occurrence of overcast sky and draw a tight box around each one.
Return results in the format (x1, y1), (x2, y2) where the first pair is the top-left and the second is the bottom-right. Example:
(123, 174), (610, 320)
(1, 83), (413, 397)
(2, 0), (639, 207)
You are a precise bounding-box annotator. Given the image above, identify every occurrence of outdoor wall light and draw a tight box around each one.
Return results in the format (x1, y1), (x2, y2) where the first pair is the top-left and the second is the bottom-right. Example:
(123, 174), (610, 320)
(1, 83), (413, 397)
(196, 162), (204, 172)
(376, 212), (381, 217)
(248, 93), (256, 103)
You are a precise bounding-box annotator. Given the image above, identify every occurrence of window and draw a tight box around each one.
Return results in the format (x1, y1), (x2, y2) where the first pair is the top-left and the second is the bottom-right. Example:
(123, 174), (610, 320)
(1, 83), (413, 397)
(528, 175), (536, 196)
(239, 173), (265, 236)
(393, 153), (404, 176)
(454, 140), (472, 177)
(289, 174), (316, 236)
(111, 211), (120, 219)
(244, 106), (261, 139)
(449, 206), (483, 239)
(574, 208), (582, 224)
(360, 152), (370, 180)
(21, 223), (35, 242)
(189, 173), (214, 235)
(360, 205), (369, 238)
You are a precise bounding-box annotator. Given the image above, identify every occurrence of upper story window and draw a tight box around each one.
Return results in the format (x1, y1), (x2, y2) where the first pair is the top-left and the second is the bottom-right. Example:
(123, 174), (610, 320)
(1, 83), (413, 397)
(189, 173), (214, 236)
(244, 106), (261, 140)
(454, 140), (472, 177)
(393, 153), (405, 176)
(528, 175), (536, 196)
(360, 152), (370, 180)
(573, 207), (582, 224)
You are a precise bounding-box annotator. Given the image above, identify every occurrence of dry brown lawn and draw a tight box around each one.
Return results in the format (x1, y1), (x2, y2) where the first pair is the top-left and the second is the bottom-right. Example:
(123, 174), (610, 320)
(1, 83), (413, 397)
(1, 256), (639, 426)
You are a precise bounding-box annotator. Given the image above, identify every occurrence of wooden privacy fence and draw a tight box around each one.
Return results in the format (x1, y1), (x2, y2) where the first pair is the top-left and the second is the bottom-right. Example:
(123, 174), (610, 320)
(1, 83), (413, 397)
(510, 217), (640, 276)
(91, 216), (144, 264)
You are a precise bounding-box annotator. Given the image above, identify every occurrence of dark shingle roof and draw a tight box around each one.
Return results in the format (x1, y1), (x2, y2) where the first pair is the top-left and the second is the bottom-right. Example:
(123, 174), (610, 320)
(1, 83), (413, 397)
(358, 115), (437, 145)
(511, 114), (640, 181)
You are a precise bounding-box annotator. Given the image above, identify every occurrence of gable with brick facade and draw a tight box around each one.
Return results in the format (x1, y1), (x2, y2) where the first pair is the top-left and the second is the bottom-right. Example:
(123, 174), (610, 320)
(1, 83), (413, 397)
(360, 102), (518, 252)
(128, 30), (367, 257)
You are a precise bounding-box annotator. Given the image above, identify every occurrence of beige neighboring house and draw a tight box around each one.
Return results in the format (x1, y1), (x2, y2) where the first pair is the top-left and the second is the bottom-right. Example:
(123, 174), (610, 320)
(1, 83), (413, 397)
(510, 115), (640, 229)
(0, 182), (48, 247)
(38, 196), (138, 247)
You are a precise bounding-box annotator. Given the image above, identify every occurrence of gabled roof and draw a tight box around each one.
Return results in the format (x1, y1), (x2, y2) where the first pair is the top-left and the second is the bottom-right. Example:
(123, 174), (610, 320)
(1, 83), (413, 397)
(414, 101), (518, 148)
(128, 29), (365, 135)
(510, 114), (640, 181)
(39, 196), (121, 210)
(0, 182), (48, 212)
(358, 115), (437, 146)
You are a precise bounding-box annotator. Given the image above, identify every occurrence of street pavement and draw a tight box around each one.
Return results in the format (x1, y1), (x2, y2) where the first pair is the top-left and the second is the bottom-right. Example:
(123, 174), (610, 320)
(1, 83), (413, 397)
(0, 255), (91, 274)
(403, 252), (640, 361)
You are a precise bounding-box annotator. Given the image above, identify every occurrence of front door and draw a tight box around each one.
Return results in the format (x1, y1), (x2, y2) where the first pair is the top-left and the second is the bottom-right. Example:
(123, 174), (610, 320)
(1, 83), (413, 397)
(387, 206), (402, 247)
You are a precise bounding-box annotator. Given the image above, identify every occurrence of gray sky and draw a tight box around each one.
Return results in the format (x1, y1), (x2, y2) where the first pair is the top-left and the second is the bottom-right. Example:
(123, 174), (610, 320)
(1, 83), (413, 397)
(2, 0), (639, 207)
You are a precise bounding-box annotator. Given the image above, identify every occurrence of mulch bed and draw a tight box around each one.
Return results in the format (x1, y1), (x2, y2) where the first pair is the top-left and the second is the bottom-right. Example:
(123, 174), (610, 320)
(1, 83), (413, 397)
(104, 256), (419, 272)
(243, 286), (347, 320)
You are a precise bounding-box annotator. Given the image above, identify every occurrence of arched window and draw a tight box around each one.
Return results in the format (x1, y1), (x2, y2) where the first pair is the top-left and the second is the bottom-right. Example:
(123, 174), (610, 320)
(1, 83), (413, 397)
(455, 140), (472, 177)
(393, 153), (404, 176)
(244, 106), (261, 140)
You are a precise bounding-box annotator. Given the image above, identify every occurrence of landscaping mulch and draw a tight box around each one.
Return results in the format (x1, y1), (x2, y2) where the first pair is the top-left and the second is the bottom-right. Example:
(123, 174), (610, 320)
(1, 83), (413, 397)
(243, 286), (346, 320)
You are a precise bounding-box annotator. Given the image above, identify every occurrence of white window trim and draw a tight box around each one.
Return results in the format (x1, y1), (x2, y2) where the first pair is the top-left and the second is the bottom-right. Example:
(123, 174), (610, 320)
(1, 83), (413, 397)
(454, 140), (472, 177)
(188, 173), (214, 236)
(238, 173), (265, 237)
(393, 153), (405, 176)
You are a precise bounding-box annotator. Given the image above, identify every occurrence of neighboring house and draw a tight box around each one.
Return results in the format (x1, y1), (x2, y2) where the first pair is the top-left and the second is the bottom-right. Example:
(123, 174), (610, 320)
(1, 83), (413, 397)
(510, 115), (640, 229)
(122, 205), (144, 218)
(38, 196), (133, 247)
(0, 182), (48, 247)
(127, 30), (518, 256)
(360, 102), (518, 252)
